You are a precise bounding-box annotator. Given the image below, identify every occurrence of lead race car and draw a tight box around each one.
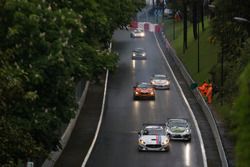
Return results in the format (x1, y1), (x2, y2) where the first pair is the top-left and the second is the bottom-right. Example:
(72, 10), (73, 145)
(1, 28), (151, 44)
(130, 28), (145, 38)
(166, 118), (192, 141)
(138, 124), (170, 152)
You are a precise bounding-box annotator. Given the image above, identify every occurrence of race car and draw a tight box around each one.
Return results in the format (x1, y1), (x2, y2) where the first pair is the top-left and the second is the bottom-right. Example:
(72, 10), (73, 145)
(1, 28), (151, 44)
(138, 124), (170, 152)
(132, 48), (146, 60)
(166, 118), (191, 141)
(133, 82), (155, 100)
(150, 74), (170, 89)
(130, 29), (145, 38)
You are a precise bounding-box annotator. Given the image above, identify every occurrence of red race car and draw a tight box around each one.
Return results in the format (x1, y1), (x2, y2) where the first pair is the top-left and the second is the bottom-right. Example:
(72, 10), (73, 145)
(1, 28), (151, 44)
(133, 82), (155, 100)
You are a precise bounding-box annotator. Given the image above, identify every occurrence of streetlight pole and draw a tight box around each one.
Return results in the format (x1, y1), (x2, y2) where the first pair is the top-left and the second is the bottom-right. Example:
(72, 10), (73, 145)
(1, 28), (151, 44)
(197, 19), (200, 73)
(197, 3), (200, 73)
(173, 11), (175, 40)
(233, 17), (250, 23)
(221, 40), (224, 105)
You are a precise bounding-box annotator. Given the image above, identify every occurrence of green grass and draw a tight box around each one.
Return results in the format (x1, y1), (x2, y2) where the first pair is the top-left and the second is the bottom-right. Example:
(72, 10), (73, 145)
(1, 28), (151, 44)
(163, 18), (219, 84)
(163, 19), (184, 41)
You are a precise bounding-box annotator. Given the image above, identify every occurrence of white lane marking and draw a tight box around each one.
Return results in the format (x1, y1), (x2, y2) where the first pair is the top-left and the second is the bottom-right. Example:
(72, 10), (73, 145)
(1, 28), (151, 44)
(153, 33), (208, 167)
(81, 70), (109, 167)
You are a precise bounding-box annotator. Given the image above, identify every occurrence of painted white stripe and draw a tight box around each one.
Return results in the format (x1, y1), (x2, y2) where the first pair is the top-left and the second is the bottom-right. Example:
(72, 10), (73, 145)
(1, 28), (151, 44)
(81, 70), (109, 167)
(81, 43), (112, 166)
(153, 33), (208, 167)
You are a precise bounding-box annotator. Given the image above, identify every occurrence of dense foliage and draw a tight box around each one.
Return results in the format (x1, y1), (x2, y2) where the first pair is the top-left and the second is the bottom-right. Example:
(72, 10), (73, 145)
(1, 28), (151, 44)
(209, 0), (250, 166)
(0, 0), (145, 166)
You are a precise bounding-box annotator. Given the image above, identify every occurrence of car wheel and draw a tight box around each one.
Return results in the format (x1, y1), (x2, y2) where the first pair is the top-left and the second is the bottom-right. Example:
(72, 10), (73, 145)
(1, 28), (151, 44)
(186, 137), (192, 142)
(165, 146), (170, 152)
(152, 96), (155, 100)
(133, 95), (138, 100)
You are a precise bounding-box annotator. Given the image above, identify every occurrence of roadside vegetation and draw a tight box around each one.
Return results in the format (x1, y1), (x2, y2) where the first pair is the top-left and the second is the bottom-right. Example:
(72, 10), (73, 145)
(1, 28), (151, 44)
(164, 0), (250, 166)
(0, 0), (145, 166)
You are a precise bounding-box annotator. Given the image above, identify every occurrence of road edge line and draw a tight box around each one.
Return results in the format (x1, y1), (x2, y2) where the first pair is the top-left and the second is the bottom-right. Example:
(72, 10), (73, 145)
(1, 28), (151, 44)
(81, 41), (112, 166)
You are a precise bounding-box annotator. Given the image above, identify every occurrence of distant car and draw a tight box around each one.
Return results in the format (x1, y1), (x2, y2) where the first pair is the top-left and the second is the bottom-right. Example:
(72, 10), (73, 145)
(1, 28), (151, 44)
(151, 74), (170, 89)
(166, 119), (191, 141)
(164, 8), (174, 19)
(138, 124), (170, 152)
(132, 48), (146, 60)
(130, 29), (145, 38)
(133, 82), (155, 100)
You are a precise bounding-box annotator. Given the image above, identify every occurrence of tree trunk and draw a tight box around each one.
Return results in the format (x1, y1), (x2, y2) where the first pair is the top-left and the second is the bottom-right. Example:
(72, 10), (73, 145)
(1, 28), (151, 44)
(193, 1), (197, 39)
(201, 0), (205, 31)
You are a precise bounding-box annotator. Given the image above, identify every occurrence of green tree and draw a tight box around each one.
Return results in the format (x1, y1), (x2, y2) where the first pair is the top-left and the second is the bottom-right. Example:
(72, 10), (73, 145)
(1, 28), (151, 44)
(0, 0), (142, 165)
(233, 62), (250, 167)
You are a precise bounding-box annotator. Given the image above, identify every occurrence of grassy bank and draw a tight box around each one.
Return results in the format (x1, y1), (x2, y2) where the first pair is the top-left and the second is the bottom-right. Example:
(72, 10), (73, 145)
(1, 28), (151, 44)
(163, 18), (219, 84)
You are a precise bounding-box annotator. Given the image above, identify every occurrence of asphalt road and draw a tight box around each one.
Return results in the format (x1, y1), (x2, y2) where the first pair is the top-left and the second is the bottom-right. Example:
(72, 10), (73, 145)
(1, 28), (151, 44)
(85, 30), (205, 167)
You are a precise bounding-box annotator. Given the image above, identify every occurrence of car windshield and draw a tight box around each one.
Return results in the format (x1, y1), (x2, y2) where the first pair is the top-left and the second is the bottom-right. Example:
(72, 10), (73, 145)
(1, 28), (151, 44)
(169, 120), (188, 128)
(138, 83), (152, 88)
(145, 127), (165, 135)
(153, 75), (167, 80)
(135, 29), (143, 33)
(135, 48), (144, 53)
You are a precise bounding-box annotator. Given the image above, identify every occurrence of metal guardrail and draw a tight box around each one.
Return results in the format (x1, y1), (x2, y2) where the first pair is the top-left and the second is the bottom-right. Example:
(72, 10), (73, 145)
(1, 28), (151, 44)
(156, 31), (228, 167)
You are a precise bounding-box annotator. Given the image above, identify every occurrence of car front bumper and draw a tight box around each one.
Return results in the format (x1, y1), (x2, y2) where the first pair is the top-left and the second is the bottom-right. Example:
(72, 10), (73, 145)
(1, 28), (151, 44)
(153, 84), (170, 89)
(138, 144), (169, 151)
(168, 133), (191, 141)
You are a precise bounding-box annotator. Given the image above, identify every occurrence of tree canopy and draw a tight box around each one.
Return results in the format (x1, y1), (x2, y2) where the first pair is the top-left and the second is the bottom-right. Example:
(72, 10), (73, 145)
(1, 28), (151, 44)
(0, 0), (145, 166)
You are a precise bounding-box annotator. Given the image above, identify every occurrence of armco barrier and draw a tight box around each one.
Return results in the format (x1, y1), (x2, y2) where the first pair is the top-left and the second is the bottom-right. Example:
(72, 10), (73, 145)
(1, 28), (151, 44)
(156, 31), (228, 167)
(42, 81), (90, 167)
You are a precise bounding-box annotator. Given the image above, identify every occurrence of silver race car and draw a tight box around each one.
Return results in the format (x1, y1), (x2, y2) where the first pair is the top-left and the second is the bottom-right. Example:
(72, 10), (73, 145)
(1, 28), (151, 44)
(151, 74), (170, 89)
(166, 119), (191, 141)
(130, 29), (145, 38)
(138, 124), (170, 151)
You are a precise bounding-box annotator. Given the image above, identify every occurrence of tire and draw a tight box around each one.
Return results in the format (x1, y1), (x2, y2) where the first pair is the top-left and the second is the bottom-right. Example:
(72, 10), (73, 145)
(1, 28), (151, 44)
(165, 146), (170, 152)
(138, 146), (143, 152)
(133, 95), (138, 100)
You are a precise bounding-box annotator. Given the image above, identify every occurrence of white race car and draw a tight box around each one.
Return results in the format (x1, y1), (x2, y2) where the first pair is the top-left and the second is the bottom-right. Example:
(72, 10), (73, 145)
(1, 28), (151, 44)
(130, 29), (145, 38)
(138, 124), (170, 151)
(166, 119), (191, 141)
(151, 74), (170, 89)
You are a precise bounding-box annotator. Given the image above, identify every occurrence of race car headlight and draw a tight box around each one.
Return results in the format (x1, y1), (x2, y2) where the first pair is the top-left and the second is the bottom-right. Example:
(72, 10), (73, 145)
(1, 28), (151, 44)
(166, 81), (170, 85)
(142, 53), (146, 56)
(132, 53), (136, 56)
(139, 139), (145, 145)
(135, 91), (139, 95)
(162, 139), (169, 145)
(150, 91), (154, 95)
(185, 129), (191, 133)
